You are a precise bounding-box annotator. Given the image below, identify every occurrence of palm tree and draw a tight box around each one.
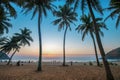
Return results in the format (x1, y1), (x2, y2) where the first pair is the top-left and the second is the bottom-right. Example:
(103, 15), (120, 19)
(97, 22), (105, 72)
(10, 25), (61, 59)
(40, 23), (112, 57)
(6, 37), (21, 65)
(14, 27), (33, 46)
(66, 0), (114, 80)
(0, 28), (33, 65)
(0, 6), (12, 35)
(76, 14), (108, 67)
(52, 5), (77, 66)
(7, 27), (33, 65)
(105, 0), (120, 28)
(22, 0), (55, 71)
(0, 37), (20, 65)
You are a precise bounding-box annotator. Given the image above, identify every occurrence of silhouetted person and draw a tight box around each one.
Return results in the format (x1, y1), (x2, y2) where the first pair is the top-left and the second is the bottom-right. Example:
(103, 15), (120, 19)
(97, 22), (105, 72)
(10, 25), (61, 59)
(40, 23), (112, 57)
(28, 60), (30, 63)
(71, 61), (73, 66)
(16, 60), (20, 66)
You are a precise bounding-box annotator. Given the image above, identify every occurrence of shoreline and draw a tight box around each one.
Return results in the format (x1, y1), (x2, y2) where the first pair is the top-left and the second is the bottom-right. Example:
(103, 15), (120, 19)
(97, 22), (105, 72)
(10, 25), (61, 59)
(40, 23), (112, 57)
(0, 61), (120, 66)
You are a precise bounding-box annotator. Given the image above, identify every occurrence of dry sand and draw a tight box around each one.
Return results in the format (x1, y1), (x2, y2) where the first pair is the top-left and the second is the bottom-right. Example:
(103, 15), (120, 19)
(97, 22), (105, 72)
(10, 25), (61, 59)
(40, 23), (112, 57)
(0, 62), (120, 80)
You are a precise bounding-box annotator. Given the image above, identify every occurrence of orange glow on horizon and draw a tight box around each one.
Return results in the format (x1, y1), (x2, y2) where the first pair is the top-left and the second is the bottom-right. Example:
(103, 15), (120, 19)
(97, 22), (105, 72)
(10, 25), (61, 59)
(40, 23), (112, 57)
(18, 47), (95, 57)
(17, 42), (96, 58)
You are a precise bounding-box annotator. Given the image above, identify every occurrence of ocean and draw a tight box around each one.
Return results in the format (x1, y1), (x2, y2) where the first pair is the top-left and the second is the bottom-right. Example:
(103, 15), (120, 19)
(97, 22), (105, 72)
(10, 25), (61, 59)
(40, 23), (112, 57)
(43, 54), (98, 62)
(12, 54), (102, 62)
(10, 54), (120, 62)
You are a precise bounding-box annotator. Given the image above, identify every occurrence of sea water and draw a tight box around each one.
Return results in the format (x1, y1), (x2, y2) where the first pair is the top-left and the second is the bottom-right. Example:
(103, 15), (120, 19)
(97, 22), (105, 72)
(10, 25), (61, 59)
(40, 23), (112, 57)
(11, 54), (102, 62)
(10, 54), (120, 62)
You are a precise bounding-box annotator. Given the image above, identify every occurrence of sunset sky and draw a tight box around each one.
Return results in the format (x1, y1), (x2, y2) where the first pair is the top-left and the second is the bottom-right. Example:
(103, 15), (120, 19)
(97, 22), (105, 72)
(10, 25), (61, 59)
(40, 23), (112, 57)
(5, 0), (120, 59)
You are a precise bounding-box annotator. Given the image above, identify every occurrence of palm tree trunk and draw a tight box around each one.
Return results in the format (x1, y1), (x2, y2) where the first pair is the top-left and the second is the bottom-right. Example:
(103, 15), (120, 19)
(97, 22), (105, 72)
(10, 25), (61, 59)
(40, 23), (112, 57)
(63, 27), (68, 66)
(7, 50), (17, 65)
(37, 7), (42, 71)
(87, 0), (114, 80)
(90, 31), (100, 66)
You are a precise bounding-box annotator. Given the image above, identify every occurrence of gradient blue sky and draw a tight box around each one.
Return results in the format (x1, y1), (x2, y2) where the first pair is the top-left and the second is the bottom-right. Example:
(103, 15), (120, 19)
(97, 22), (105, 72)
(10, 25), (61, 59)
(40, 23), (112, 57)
(5, 0), (120, 58)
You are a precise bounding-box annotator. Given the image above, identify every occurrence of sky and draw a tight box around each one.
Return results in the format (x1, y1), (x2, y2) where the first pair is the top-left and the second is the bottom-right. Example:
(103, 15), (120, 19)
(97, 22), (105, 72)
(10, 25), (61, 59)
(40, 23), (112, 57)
(4, 0), (120, 59)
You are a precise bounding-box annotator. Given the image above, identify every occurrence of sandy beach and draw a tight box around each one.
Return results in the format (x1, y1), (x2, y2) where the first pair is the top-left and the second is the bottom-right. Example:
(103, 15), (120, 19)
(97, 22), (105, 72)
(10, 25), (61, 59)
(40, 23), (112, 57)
(0, 62), (120, 80)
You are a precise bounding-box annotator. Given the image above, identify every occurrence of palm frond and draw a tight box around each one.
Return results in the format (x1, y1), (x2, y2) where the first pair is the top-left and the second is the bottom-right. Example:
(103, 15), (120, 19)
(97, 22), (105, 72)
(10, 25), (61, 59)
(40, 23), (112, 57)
(104, 0), (120, 28)
(81, 0), (86, 14)
(91, 0), (103, 15)
(58, 21), (65, 31)
(31, 7), (38, 20)
(52, 18), (62, 25)
(73, 0), (79, 11)
(82, 30), (88, 41)
(66, 0), (75, 5)
(7, 3), (17, 18)
(116, 14), (120, 28)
